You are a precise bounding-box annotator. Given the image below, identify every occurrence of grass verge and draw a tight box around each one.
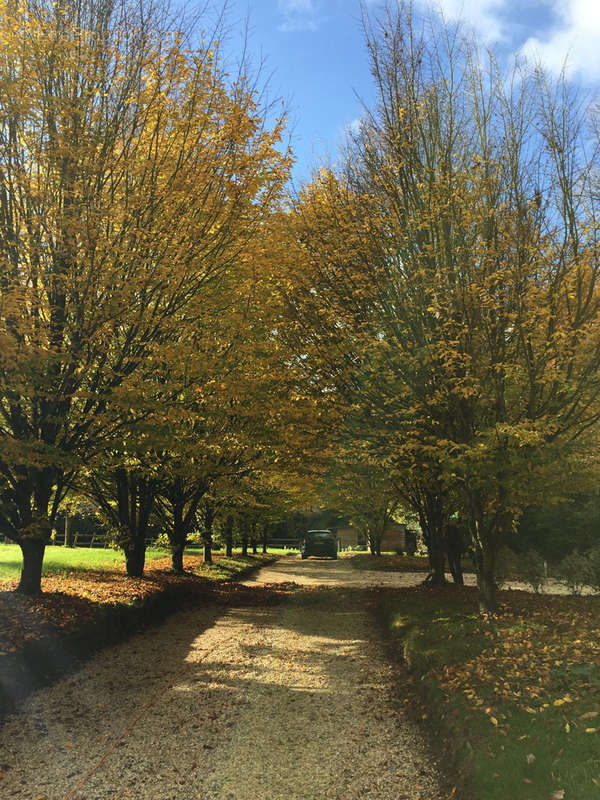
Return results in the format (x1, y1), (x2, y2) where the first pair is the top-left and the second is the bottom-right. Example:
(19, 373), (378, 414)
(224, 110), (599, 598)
(376, 585), (600, 800)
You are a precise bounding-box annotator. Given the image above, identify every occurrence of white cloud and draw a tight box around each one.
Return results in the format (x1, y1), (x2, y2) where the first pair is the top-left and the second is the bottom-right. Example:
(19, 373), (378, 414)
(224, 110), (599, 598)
(421, 0), (509, 43)
(277, 0), (318, 32)
(347, 117), (362, 135)
(521, 0), (600, 82)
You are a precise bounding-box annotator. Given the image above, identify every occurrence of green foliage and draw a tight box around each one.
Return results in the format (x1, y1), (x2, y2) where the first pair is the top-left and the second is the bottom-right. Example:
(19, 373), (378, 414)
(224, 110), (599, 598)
(559, 551), (593, 596)
(517, 496), (600, 561)
(494, 547), (520, 589)
(155, 531), (205, 550)
(586, 546), (600, 593)
(517, 550), (547, 594)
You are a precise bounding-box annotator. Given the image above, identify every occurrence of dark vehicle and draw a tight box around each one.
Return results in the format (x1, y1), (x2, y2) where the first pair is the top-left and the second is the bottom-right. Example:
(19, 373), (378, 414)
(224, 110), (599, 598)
(300, 529), (338, 559)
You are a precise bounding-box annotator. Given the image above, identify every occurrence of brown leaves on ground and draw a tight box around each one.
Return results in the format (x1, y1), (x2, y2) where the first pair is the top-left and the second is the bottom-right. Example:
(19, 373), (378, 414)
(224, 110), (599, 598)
(434, 589), (600, 721)
(350, 554), (431, 572)
(0, 555), (279, 656)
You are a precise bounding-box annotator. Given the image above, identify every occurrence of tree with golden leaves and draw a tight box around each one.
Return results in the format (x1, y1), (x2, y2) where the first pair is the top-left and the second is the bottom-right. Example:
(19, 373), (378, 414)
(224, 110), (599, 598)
(0, 0), (289, 592)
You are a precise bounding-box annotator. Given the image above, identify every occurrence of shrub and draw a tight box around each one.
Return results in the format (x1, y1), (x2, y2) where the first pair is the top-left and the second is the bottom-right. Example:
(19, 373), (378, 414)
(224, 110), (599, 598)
(155, 532), (170, 549)
(585, 546), (600, 593)
(154, 531), (205, 550)
(517, 549), (547, 593)
(559, 551), (592, 596)
(494, 546), (519, 589)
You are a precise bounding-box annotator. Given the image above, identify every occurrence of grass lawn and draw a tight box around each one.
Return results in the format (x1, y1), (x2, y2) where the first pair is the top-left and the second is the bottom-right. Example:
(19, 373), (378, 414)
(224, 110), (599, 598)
(0, 543), (171, 581)
(0, 543), (291, 582)
(377, 586), (600, 799)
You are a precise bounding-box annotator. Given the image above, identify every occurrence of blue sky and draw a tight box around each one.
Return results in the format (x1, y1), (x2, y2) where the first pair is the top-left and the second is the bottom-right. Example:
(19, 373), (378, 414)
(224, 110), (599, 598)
(225, 1), (600, 184)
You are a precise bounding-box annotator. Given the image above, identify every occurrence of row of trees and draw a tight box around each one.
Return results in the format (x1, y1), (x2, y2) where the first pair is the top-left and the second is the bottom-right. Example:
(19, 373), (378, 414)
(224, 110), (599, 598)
(279, 2), (600, 611)
(3, 0), (599, 611)
(0, 0), (314, 593)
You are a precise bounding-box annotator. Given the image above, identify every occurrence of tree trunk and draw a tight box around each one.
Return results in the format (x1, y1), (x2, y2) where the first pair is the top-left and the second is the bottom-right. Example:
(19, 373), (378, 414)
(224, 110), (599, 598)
(64, 513), (74, 547)
(225, 515), (233, 557)
(369, 536), (382, 556)
(445, 523), (464, 584)
(171, 544), (185, 574)
(416, 499), (447, 587)
(125, 543), (146, 578)
(108, 469), (154, 579)
(17, 540), (46, 595)
(169, 498), (187, 574)
(448, 554), (464, 585)
(204, 535), (213, 564)
(251, 538), (257, 555)
(468, 492), (502, 612)
(202, 502), (215, 565)
(477, 565), (497, 612)
(426, 547), (447, 587)
(241, 521), (248, 556)
(473, 534), (499, 612)
(262, 524), (268, 553)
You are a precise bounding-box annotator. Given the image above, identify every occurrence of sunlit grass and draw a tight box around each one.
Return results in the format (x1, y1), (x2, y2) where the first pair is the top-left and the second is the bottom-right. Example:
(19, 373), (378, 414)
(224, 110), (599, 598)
(0, 543), (131, 580)
(0, 542), (285, 581)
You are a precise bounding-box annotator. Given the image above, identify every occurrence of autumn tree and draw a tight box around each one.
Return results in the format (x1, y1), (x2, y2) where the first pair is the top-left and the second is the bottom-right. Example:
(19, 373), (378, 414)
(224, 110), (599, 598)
(283, 2), (600, 610)
(323, 455), (399, 556)
(0, 0), (289, 592)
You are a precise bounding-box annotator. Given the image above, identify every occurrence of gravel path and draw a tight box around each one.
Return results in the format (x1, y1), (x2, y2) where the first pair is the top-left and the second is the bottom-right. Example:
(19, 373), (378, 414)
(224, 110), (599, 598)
(247, 554), (592, 595)
(0, 561), (443, 800)
(242, 556), (426, 588)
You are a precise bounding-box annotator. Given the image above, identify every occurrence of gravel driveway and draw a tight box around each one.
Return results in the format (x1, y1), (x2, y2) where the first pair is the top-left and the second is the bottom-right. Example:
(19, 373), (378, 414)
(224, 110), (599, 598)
(243, 556), (427, 588)
(0, 559), (443, 800)
(251, 555), (590, 595)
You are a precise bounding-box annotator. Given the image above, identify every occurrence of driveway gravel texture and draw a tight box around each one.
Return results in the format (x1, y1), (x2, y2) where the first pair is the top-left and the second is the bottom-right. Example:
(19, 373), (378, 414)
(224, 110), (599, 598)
(0, 558), (443, 800)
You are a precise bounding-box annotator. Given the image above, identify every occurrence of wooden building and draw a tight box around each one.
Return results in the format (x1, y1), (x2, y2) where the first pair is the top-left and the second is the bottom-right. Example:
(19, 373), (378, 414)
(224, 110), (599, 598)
(336, 523), (416, 553)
